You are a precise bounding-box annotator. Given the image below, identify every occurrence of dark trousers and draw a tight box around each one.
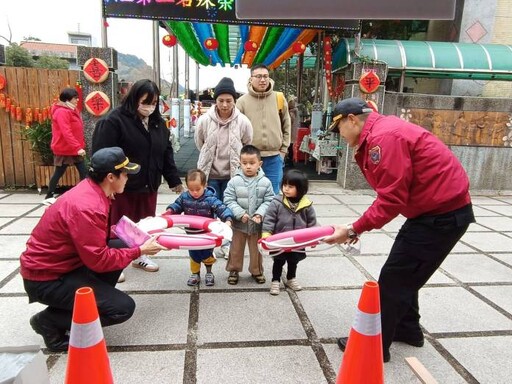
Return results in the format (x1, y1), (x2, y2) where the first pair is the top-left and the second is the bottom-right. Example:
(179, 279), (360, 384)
(272, 251), (305, 282)
(46, 161), (88, 197)
(23, 242), (135, 332)
(378, 204), (475, 353)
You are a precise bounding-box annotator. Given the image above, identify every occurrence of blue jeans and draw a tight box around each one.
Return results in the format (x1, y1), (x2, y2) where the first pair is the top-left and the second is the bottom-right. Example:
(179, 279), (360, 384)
(207, 179), (229, 201)
(262, 155), (283, 194)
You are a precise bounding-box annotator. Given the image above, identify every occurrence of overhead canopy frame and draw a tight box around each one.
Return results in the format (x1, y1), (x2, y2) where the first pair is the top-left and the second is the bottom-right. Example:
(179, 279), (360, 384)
(333, 38), (512, 81)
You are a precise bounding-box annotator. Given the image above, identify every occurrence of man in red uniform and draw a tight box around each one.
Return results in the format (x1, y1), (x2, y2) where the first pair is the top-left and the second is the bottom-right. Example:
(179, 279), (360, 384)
(21, 147), (165, 352)
(324, 98), (475, 362)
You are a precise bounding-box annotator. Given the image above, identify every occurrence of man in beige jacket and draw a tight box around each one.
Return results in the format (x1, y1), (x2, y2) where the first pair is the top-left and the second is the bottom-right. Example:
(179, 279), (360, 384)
(236, 64), (291, 193)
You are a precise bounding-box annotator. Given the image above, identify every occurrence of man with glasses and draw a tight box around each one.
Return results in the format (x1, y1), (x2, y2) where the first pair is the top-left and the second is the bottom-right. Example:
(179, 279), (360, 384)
(236, 64), (291, 193)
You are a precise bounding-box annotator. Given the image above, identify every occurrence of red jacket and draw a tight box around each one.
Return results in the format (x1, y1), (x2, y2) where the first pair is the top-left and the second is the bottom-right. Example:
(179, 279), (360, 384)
(353, 113), (471, 234)
(20, 179), (141, 281)
(50, 103), (85, 156)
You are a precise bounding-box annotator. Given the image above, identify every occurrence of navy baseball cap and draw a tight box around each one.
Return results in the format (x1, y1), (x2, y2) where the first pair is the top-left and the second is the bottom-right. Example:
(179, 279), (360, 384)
(90, 147), (140, 174)
(328, 98), (375, 131)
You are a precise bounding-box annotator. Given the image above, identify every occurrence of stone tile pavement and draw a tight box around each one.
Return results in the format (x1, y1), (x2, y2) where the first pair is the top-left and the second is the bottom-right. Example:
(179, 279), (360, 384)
(0, 184), (511, 383)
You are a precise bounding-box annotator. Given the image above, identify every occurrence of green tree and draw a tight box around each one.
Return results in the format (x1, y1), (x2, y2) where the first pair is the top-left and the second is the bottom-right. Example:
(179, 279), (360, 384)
(5, 43), (34, 67)
(35, 55), (69, 69)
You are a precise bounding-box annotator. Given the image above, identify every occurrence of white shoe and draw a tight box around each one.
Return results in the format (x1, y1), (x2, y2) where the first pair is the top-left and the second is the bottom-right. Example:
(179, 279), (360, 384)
(42, 197), (57, 206)
(270, 281), (280, 295)
(117, 272), (126, 283)
(132, 255), (159, 272)
(285, 278), (302, 291)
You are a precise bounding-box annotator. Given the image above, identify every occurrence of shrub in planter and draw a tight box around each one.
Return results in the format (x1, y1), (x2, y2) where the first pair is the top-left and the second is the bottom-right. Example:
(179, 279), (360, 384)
(21, 119), (54, 165)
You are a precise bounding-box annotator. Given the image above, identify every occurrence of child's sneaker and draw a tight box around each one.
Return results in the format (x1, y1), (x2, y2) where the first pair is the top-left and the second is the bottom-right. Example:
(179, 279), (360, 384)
(205, 272), (215, 286)
(187, 273), (200, 286)
(285, 278), (302, 291)
(270, 281), (280, 295)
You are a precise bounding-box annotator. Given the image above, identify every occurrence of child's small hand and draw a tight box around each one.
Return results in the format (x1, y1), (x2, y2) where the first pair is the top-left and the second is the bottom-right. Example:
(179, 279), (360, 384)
(225, 220), (232, 227)
(241, 213), (250, 223)
(251, 214), (262, 224)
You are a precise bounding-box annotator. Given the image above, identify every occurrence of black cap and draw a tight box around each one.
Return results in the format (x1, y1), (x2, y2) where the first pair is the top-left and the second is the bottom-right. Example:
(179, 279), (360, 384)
(213, 77), (237, 100)
(328, 98), (375, 131)
(90, 147), (140, 174)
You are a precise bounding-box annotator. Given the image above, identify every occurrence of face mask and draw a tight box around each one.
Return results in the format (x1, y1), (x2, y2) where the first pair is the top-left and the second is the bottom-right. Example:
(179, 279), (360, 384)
(138, 104), (156, 117)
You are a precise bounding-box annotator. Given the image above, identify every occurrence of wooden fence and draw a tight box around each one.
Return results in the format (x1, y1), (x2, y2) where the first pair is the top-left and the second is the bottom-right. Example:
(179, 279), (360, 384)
(0, 67), (79, 188)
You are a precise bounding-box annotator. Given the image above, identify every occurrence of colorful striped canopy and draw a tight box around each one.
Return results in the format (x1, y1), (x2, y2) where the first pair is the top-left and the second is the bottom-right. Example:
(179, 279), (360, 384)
(162, 21), (318, 69)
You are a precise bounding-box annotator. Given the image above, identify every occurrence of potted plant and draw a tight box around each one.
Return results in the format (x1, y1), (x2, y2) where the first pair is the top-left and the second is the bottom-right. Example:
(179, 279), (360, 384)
(21, 119), (81, 193)
(21, 119), (54, 165)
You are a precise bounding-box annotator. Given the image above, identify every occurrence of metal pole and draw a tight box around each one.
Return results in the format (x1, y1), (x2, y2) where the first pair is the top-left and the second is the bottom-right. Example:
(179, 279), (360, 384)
(185, 53), (190, 98)
(196, 62), (200, 97)
(284, 59), (289, 96)
(297, 53), (304, 104)
(173, 44), (179, 98)
(100, 0), (108, 48)
(152, 21), (161, 89)
(313, 32), (322, 104)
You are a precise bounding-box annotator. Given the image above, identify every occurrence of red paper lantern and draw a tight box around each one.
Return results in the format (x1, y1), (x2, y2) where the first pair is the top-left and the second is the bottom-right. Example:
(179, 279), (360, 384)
(204, 38), (219, 50)
(16, 106), (22, 121)
(292, 41), (306, 54)
(162, 34), (177, 47)
(25, 107), (33, 124)
(244, 40), (258, 52)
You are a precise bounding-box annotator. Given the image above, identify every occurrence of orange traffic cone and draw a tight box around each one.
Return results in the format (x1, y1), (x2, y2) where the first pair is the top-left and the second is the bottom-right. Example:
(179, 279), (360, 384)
(65, 287), (113, 384)
(336, 281), (384, 384)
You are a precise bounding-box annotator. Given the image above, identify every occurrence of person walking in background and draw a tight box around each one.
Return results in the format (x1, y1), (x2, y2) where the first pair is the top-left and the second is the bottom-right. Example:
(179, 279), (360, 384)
(44, 87), (87, 205)
(21, 147), (165, 352)
(286, 96), (299, 167)
(323, 97), (475, 363)
(223, 145), (274, 285)
(262, 169), (317, 295)
(166, 169), (233, 287)
(195, 77), (253, 201)
(236, 64), (291, 194)
(92, 79), (184, 276)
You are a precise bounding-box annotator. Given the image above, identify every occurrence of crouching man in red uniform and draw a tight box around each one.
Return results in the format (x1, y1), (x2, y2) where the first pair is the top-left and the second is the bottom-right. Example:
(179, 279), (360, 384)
(20, 147), (165, 352)
(324, 98), (475, 363)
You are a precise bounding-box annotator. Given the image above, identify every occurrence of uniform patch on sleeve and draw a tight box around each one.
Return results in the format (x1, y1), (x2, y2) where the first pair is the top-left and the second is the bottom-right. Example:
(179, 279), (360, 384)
(369, 146), (381, 164)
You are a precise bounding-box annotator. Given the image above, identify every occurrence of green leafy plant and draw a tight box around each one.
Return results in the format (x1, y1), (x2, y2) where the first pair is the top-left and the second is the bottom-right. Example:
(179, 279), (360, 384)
(21, 119), (54, 165)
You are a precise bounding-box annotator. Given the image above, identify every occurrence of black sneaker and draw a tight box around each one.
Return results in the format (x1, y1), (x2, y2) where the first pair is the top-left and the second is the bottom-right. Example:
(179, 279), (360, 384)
(30, 313), (69, 352)
(337, 337), (390, 363)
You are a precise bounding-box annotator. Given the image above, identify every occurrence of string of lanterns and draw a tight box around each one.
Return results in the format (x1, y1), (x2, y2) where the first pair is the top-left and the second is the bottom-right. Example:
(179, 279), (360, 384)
(0, 73), (54, 124)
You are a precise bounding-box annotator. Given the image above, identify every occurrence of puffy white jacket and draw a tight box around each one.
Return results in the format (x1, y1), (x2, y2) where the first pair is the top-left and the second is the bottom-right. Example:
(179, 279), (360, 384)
(195, 105), (253, 179)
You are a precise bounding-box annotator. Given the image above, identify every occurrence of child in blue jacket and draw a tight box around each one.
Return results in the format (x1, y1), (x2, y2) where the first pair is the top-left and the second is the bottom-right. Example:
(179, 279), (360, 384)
(166, 169), (233, 286)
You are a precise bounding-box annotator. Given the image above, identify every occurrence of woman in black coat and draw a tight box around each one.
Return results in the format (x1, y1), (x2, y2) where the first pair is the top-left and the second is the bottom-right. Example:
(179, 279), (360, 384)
(93, 79), (184, 273)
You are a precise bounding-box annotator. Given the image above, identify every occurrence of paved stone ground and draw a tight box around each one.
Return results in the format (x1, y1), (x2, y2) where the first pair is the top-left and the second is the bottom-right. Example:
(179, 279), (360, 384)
(1, 184), (511, 383)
